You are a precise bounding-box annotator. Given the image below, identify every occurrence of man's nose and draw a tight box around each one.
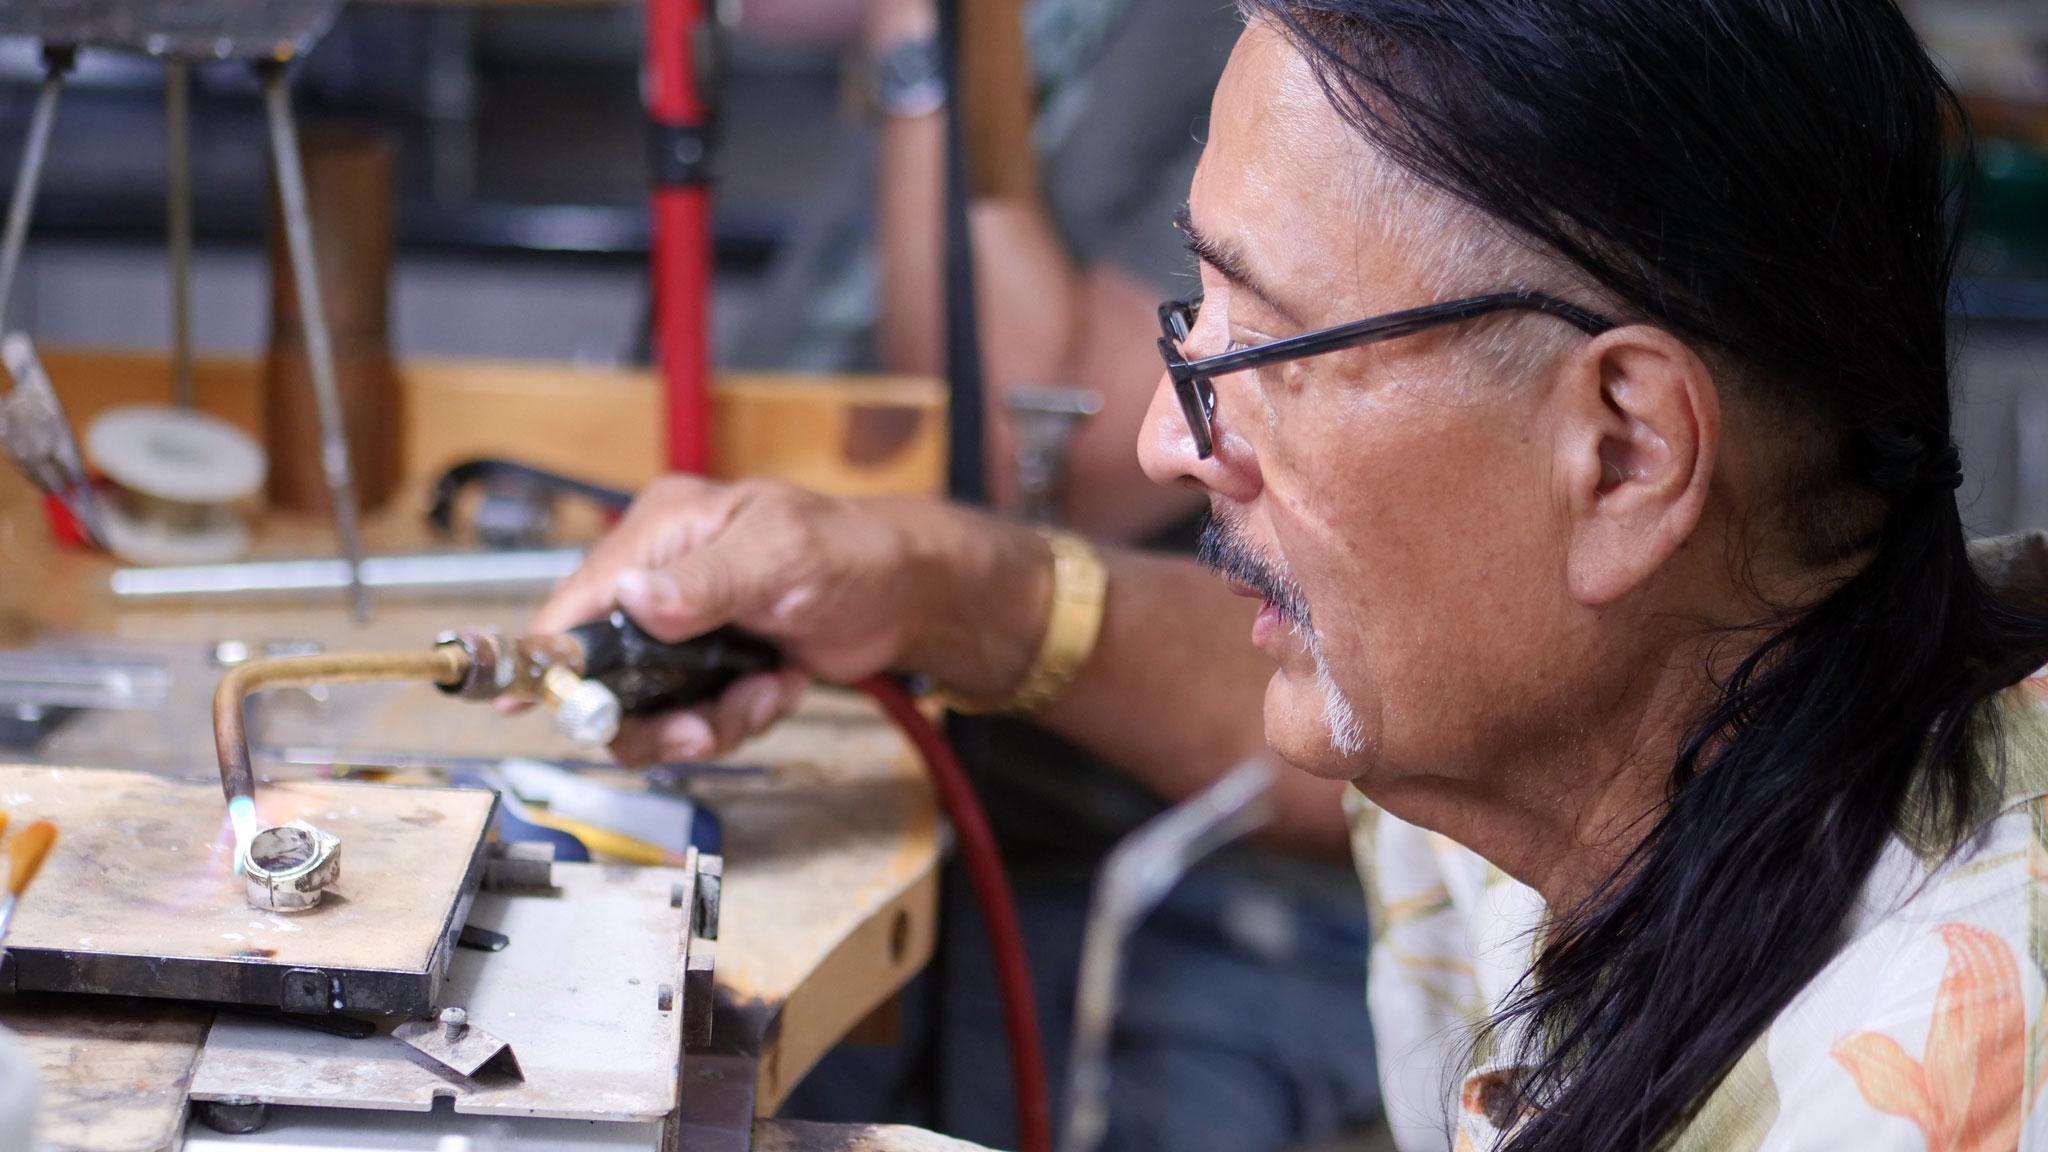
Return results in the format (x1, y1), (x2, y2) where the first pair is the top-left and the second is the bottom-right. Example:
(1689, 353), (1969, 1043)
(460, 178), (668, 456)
(1137, 370), (1260, 503)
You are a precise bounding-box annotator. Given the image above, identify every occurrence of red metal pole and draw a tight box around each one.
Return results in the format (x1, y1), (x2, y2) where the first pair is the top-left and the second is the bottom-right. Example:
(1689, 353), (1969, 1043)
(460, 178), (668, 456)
(646, 0), (712, 474)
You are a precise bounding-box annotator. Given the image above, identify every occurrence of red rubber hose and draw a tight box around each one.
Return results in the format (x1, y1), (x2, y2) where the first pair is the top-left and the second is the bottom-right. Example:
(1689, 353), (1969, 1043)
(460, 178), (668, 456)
(855, 675), (1053, 1152)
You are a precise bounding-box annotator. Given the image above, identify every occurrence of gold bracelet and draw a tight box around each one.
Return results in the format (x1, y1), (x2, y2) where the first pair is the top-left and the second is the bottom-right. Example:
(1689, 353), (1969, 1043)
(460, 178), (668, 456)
(943, 528), (1108, 716)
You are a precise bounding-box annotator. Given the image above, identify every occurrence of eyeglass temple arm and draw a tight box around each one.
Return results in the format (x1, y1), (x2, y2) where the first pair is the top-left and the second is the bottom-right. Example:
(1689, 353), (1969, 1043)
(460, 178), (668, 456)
(1178, 291), (1614, 378)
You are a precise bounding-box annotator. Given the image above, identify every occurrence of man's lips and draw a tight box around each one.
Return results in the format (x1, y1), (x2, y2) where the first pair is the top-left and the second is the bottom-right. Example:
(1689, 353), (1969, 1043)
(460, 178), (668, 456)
(1253, 599), (1286, 647)
(1220, 574), (1265, 600)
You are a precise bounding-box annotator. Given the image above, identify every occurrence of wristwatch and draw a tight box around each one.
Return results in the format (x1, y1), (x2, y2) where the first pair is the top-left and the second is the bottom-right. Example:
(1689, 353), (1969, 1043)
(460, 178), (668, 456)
(871, 36), (947, 119)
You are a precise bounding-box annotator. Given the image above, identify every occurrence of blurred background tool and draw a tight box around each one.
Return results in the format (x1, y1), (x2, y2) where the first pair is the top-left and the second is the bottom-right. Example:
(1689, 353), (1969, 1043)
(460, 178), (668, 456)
(83, 402), (266, 564)
(264, 129), (401, 519)
(109, 547), (585, 602)
(1061, 760), (1275, 1152)
(0, 819), (57, 947)
(0, 332), (101, 545)
(0, 643), (170, 750)
(1006, 387), (1102, 525)
(646, 0), (716, 475)
(0, 0), (371, 616)
(426, 456), (632, 550)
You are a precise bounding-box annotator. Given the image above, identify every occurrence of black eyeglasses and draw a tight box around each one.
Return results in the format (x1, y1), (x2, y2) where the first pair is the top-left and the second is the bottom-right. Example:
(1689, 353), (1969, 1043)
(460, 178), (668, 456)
(1157, 290), (1618, 459)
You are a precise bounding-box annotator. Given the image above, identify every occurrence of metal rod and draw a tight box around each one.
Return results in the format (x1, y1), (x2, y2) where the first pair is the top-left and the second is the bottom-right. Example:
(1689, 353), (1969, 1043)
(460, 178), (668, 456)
(166, 59), (195, 409)
(260, 62), (369, 621)
(213, 647), (471, 865)
(0, 50), (72, 331)
(110, 548), (586, 601)
(1061, 758), (1275, 1152)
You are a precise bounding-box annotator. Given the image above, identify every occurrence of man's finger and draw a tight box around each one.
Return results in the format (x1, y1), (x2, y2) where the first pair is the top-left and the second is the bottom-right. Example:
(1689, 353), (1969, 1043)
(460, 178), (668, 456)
(613, 709), (716, 767)
(612, 540), (778, 644)
(529, 545), (641, 635)
(707, 673), (783, 752)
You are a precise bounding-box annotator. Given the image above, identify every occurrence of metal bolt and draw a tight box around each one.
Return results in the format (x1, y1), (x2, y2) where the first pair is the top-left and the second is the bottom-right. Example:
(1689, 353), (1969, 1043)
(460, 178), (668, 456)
(658, 984), (675, 1012)
(199, 1098), (270, 1135)
(440, 1006), (469, 1036)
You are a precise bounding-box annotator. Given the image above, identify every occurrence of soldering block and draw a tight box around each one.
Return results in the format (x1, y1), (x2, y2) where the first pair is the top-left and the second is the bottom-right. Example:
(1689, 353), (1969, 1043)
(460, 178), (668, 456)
(0, 765), (497, 1016)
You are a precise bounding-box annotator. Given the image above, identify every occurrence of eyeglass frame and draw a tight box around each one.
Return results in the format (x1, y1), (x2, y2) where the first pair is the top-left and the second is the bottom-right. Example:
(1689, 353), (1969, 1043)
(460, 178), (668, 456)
(1156, 289), (1619, 459)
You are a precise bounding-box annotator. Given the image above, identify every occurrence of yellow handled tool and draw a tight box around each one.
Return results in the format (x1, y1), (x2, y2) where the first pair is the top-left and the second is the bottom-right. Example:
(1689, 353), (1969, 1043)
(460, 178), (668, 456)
(0, 820), (57, 945)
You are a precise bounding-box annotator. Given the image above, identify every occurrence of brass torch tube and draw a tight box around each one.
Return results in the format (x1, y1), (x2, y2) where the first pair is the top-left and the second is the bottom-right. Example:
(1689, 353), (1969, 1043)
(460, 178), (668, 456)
(213, 647), (472, 808)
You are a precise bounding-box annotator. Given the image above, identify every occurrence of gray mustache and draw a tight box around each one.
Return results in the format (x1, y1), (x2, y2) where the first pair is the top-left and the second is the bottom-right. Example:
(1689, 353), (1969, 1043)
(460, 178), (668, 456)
(1196, 515), (1312, 630)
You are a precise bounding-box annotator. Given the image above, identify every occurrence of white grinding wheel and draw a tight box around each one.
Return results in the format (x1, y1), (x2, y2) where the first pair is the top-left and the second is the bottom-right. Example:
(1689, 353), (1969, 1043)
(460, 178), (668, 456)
(97, 504), (253, 566)
(87, 405), (266, 504)
(86, 405), (268, 565)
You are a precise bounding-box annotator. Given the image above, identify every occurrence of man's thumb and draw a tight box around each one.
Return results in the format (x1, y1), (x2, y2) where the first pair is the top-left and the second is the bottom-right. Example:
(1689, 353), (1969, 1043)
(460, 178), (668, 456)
(614, 564), (730, 643)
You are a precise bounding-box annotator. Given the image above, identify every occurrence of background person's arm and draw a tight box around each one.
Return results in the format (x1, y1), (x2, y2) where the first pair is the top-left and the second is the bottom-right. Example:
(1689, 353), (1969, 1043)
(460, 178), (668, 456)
(866, 0), (1207, 541)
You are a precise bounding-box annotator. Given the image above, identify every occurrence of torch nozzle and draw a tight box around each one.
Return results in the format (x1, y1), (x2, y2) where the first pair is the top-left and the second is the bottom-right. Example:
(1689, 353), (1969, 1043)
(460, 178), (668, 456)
(212, 646), (473, 870)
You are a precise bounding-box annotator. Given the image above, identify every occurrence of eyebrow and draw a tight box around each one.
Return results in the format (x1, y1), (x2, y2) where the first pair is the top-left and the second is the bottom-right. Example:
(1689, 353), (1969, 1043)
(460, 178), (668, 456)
(1173, 204), (1301, 326)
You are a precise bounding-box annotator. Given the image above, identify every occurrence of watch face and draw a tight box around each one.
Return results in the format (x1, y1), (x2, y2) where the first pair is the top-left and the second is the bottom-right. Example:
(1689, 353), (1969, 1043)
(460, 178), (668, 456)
(876, 37), (946, 117)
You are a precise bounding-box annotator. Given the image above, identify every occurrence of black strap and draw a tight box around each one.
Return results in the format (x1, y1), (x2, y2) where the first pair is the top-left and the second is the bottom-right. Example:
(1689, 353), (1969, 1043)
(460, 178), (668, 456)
(937, 0), (988, 506)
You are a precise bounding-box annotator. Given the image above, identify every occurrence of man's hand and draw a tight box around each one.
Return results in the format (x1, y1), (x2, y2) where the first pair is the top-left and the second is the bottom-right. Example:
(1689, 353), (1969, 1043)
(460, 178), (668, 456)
(526, 476), (1049, 764)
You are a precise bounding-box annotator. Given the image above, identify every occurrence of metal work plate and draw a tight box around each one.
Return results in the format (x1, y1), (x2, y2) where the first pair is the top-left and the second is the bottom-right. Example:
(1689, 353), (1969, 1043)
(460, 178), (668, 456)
(190, 862), (693, 1122)
(0, 765), (497, 1016)
(0, 0), (342, 60)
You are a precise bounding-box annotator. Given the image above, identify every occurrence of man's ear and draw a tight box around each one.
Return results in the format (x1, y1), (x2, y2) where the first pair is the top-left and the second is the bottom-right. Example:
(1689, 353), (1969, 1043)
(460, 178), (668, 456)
(1553, 327), (1720, 606)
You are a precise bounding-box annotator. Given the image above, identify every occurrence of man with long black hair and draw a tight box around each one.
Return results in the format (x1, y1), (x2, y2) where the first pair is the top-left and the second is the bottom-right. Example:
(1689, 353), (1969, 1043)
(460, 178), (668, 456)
(538, 0), (2048, 1147)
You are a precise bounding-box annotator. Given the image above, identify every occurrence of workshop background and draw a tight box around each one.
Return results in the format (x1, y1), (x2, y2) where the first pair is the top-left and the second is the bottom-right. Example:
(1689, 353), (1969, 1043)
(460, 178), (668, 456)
(0, 2), (2039, 1152)
(0, 0), (2042, 522)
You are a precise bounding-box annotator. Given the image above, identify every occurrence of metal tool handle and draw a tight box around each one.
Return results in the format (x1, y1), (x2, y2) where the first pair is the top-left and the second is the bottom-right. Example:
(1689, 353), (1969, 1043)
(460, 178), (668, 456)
(567, 611), (783, 717)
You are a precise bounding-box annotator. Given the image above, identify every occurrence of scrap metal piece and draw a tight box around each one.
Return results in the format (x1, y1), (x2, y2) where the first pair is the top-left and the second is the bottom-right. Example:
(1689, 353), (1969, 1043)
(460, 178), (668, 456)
(456, 925), (508, 953)
(393, 1006), (523, 1081)
(243, 821), (340, 913)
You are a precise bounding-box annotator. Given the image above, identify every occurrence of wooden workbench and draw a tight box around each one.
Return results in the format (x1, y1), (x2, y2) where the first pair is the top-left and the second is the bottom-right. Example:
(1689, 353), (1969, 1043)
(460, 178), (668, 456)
(0, 359), (981, 1150)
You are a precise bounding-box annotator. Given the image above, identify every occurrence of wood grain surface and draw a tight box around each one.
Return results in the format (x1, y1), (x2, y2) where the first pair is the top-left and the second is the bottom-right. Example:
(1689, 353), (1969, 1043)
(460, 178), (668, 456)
(28, 348), (946, 501)
(1, 998), (208, 1152)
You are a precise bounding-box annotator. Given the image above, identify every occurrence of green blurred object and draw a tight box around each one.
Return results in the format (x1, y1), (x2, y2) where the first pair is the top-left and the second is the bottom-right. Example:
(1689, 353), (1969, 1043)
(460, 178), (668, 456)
(1973, 137), (2048, 253)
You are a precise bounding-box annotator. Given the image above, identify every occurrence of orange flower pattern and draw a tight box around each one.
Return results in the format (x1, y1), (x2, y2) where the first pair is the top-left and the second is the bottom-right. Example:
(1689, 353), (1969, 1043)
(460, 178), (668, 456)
(1833, 925), (2025, 1152)
(1350, 672), (2048, 1152)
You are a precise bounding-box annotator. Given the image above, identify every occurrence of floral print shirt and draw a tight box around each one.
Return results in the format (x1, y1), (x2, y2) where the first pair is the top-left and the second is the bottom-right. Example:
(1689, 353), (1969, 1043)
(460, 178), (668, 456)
(1347, 672), (2048, 1151)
